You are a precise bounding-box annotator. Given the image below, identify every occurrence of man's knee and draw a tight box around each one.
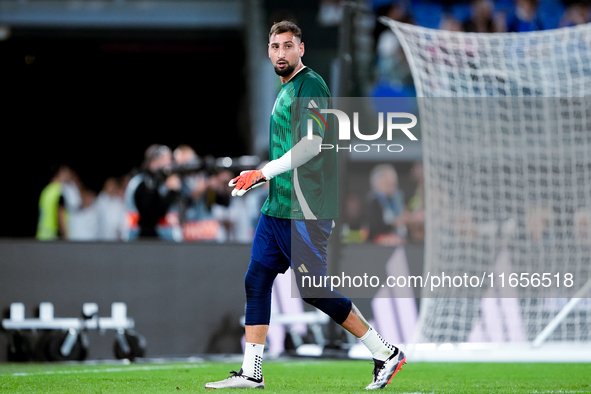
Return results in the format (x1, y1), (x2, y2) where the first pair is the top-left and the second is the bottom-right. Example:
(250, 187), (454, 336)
(245, 260), (276, 296)
(244, 267), (259, 295)
(244, 260), (277, 326)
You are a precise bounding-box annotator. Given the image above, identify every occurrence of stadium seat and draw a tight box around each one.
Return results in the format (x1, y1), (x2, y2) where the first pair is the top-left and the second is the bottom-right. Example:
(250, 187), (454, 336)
(538, 0), (565, 30)
(451, 3), (472, 24)
(410, 2), (443, 29)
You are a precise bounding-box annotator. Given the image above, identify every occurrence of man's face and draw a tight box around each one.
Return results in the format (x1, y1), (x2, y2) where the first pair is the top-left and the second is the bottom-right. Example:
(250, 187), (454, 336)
(268, 32), (304, 77)
(150, 151), (172, 171)
(380, 171), (398, 196)
(174, 149), (196, 165)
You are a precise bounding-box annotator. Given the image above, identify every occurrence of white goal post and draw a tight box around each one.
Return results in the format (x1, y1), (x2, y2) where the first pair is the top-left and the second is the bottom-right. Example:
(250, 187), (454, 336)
(380, 17), (591, 352)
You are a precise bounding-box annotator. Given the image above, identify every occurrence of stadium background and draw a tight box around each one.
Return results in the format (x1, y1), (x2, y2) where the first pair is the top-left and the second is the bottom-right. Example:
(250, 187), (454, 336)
(1, 0), (590, 365)
(1, 0), (572, 238)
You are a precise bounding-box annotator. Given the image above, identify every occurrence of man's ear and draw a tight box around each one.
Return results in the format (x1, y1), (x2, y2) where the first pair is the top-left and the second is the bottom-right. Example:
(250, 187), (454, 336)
(299, 41), (305, 58)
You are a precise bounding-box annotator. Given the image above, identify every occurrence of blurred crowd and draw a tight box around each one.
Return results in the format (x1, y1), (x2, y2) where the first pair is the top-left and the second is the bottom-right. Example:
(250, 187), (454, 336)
(367, 0), (589, 97)
(46, 0), (591, 245)
(36, 144), (269, 243)
(342, 162), (425, 246)
(36, 165), (129, 242)
(35, 150), (424, 245)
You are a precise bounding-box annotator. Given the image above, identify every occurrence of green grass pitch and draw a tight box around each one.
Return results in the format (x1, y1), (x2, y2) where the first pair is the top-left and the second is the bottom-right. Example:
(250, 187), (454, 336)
(0, 360), (590, 393)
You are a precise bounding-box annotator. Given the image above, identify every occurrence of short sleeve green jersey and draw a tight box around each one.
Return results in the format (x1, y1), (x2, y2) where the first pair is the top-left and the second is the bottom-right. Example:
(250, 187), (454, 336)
(261, 67), (338, 220)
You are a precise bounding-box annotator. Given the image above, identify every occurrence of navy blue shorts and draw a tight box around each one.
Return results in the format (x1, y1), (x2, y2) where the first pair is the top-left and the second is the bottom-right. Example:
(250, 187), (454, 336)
(251, 213), (333, 277)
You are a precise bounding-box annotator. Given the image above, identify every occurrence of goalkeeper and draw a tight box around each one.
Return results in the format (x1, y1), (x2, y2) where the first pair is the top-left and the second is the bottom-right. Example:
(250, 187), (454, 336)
(205, 20), (406, 390)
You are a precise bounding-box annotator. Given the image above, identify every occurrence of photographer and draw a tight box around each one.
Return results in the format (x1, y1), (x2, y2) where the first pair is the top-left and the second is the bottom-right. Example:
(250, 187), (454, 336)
(125, 144), (181, 240)
(173, 145), (232, 241)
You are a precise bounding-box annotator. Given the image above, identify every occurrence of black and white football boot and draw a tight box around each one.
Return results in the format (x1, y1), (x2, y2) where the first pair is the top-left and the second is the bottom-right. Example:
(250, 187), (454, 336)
(205, 369), (264, 389)
(365, 348), (407, 390)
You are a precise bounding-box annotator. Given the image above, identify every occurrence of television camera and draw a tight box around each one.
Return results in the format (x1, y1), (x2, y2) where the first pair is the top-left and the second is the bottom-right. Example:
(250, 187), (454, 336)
(155, 155), (261, 180)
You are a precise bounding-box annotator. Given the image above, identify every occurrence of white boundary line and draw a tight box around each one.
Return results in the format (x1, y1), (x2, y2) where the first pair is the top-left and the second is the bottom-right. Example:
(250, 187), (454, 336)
(3, 363), (205, 377)
(349, 342), (591, 362)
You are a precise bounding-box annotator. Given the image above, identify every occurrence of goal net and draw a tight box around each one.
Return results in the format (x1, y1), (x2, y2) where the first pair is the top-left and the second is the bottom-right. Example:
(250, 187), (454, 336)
(381, 19), (591, 345)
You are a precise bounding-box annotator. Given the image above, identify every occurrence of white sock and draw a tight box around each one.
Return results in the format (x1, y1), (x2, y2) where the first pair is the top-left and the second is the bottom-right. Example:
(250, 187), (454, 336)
(241, 342), (264, 380)
(359, 327), (396, 361)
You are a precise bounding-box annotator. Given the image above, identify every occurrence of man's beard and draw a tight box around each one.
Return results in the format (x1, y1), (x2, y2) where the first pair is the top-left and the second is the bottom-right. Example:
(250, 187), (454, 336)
(274, 61), (296, 76)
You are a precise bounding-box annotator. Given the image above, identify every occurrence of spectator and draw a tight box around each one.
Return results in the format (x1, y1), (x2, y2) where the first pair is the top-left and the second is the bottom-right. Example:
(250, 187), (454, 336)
(527, 205), (554, 246)
(439, 14), (464, 31)
(212, 162), (261, 243)
(559, 3), (590, 27)
(374, 1), (415, 89)
(365, 164), (406, 245)
(452, 208), (479, 241)
(405, 161), (425, 242)
(36, 165), (81, 241)
(124, 144), (182, 240)
(342, 192), (366, 243)
(96, 176), (128, 241)
(173, 145), (214, 223)
(173, 144), (230, 242)
(243, 161), (271, 241)
(502, 0), (542, 32)
(69, 187), (99, 241)
(213, 196), (252, 243)
(462, 0), (500, 33)
(573, 208), (591, 248)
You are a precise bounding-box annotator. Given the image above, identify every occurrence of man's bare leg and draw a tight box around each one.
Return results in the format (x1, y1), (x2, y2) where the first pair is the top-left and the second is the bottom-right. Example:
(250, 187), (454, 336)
(245, 325), (269, 345)
(341, 304), (396, 361)
(340, 304), (371, 338)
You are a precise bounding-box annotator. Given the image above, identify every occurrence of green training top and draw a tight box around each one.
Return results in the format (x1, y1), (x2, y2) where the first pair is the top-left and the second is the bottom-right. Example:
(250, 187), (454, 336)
(261, 67), (338, 220)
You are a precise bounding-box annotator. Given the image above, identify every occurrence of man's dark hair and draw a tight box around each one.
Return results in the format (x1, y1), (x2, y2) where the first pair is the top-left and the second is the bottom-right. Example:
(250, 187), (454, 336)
(269, 20), (302, 41)
(142, 144), (171, 170)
